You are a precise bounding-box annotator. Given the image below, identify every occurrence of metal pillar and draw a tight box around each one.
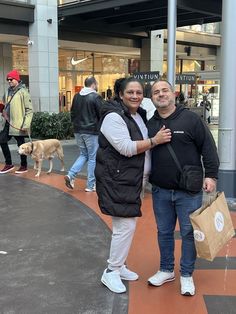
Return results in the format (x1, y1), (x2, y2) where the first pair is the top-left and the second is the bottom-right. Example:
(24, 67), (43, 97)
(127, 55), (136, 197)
(218, 0), (236, 198)
(167, 0), (176, 88)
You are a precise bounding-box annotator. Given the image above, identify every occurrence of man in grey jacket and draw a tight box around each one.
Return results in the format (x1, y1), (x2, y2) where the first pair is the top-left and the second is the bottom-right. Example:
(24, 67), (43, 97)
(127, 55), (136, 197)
(64, 76), (104, 191)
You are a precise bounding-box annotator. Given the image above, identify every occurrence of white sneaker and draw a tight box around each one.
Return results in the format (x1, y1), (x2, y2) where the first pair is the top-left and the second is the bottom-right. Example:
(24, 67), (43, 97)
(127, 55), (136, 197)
(119, 265), (139, 281)
(180, 276), (195, 296)
(64, 175), (74, 189)
(101, 269), (126, 293)
(85, 186), (96, 192)
(148, 271), (175, 286)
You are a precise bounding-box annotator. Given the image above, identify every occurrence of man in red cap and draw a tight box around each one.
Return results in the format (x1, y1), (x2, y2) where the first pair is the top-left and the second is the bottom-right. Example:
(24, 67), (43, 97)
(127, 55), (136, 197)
(0, 69), (33, 174)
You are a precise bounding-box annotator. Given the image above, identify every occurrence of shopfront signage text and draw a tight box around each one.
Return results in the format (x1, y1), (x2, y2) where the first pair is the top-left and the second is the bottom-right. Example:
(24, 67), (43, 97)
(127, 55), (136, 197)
(133, 71), (160, 82)
(176, 74), (196, 84)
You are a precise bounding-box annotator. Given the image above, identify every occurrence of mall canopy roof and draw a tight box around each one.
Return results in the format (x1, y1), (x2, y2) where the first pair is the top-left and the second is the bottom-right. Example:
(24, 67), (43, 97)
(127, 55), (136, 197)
(58, 0), (222, 39)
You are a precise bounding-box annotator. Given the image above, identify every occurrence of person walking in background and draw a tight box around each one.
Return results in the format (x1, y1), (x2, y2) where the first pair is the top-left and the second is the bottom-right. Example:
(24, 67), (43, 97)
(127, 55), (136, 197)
(106, 86), (112, 100)
(140, 83), (156, 120)
(64, 76), (104, 191)
(200, 95), (211, 124)
(147, 80), (219, 296)
(0, 70), (33, 174)
(95, 77), (171, 294)
(177, 92), (188, 106)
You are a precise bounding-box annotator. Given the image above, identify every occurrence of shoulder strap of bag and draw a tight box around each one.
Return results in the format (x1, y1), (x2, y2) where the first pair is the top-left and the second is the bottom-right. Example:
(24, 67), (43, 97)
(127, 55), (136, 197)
(5, 85), (21, 108)
(166, 143), (183, 173)
(161, 117), (183, 173)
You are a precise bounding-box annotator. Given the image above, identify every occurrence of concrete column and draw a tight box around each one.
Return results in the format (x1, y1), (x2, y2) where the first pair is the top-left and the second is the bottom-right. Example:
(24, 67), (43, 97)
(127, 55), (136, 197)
(218, 0), (236, 198)
(140, 30), (164, 74)
(28, 0), (59, 113)
(0, 44), (12, 98)
(167, 0), (176, 87)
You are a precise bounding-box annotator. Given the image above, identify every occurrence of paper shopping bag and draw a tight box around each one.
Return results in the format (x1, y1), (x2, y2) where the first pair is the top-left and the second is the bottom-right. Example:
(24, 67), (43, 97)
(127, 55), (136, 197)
(190, 192), (235, 261)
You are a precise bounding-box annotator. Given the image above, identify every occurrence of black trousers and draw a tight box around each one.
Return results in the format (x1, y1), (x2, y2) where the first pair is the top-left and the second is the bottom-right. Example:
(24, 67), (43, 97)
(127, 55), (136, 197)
(0, 136), (27, 167)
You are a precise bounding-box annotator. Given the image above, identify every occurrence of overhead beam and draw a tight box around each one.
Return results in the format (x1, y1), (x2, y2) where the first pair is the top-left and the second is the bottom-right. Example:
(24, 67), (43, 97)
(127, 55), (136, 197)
(178, 0), (222, 17)
(106, 7), (167, 25)
(130, 12), (206, 28)
(58, 0), (152, 17)
(81, 2), (166, 22)
(0, 1), (34, 23)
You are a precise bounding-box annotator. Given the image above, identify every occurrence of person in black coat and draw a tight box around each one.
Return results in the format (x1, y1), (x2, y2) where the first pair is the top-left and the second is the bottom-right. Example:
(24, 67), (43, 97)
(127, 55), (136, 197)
(96, 77), (171, 293)
(147, 80), (219, 296)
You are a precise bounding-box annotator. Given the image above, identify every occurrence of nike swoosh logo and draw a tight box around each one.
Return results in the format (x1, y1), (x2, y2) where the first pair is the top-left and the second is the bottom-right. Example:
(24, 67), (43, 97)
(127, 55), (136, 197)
(71, 57), (88, 66)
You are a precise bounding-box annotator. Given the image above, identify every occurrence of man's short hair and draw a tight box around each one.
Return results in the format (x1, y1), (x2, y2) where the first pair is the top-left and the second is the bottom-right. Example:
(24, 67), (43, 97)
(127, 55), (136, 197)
(84, 77), (97, 87)
(151, 79), (174, 93)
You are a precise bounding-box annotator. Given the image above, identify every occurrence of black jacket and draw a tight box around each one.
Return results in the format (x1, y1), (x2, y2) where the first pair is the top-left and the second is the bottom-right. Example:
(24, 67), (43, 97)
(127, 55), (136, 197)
(95, 101), (146, 217)
(71, 91), (104, 134)
(147, 104), (219, 190)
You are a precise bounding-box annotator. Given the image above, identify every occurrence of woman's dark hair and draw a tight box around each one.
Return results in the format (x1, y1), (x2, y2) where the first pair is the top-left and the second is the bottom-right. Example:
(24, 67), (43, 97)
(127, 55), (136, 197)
(119, 77), (144, 95)
(113, 78), (126, 99)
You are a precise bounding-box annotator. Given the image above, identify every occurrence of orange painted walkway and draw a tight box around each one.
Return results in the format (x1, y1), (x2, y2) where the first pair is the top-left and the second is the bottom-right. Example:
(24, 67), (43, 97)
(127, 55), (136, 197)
(3, 166), (236, 314)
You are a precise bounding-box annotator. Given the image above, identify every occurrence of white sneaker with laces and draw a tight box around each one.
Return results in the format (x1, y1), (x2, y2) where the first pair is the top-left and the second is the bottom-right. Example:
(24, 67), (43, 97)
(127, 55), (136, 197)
(119, 265), (139, 281)
(180, 276), (195, 296)
(148, 271), (175, 286)
(64, 175), (74, 189)
(101, 269), (126, 293)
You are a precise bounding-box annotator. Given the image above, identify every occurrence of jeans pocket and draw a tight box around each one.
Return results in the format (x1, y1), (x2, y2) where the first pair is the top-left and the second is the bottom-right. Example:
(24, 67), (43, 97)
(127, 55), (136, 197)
(152, 185), (160, 193)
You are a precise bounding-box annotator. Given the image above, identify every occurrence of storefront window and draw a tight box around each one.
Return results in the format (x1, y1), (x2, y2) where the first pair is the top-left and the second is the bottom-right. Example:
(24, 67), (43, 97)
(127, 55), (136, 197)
(59, 48), (130, 110)
(162, 60), (181, 77)
(178, 22), (220, 34)
(12, 45), (29, 87)
(12, 46), (28, 74)
(182, 60), (203, 72)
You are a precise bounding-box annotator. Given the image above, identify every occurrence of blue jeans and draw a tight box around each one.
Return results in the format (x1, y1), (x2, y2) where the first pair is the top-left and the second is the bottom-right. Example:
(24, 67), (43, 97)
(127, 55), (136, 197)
(68, 133), (98, 189)
(152, 186), (202, 276)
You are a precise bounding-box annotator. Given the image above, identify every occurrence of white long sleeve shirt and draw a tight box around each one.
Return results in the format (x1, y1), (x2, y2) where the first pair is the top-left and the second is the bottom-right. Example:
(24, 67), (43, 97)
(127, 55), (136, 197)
(100, 112), (151, 176)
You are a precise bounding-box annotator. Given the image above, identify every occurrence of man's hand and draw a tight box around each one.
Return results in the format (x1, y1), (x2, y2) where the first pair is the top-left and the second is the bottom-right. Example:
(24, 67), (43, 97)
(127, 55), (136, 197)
(203, 177), (216, 193)
(2, 111), (8, 120)
(153, 125), (172, 145)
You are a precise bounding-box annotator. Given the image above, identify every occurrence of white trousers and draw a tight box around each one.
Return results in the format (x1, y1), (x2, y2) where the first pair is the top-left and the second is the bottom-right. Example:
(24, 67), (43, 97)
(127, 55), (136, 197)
(107, 217), (137, 271)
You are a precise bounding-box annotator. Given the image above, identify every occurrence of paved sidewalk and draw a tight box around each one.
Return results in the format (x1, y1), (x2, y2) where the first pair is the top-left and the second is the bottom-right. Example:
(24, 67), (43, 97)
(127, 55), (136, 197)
(0, 174), (128, 314)
(0, 135), (235, 314)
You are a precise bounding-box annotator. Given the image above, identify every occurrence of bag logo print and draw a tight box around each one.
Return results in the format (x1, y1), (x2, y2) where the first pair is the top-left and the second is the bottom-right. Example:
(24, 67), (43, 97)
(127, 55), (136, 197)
(214, 211), (224, 232)
(194, 230), (205, 242)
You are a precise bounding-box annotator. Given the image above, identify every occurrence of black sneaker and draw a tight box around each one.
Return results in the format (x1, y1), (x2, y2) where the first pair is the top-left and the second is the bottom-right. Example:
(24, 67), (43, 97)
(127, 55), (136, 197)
(0, 164), (15, 174)
(15, 166), (28, 174)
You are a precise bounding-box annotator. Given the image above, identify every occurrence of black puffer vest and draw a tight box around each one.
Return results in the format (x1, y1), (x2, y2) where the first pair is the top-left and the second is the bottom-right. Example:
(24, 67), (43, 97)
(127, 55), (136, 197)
(95, 104), (146, 218)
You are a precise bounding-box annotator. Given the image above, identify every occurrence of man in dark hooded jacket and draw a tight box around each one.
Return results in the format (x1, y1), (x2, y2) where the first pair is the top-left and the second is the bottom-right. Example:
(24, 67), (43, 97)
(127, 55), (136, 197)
(64, 77), (104, 191)
(147, 80), (219, 296)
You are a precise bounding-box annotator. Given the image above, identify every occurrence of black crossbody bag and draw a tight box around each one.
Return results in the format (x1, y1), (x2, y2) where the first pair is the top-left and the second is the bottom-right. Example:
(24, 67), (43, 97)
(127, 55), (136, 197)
(166, 144), (203, 193)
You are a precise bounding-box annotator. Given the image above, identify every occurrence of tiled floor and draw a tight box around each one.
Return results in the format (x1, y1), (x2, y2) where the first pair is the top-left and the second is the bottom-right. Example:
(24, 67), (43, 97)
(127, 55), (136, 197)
(0, 167), (235, 314)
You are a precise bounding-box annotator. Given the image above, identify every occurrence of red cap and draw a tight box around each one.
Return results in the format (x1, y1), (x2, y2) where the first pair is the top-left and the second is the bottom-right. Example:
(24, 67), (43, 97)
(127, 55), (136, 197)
(7, 70), (20, 81)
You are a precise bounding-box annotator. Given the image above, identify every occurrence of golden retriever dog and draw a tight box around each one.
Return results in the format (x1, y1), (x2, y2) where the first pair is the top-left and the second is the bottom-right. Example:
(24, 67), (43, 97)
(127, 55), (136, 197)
(18, 139), (65, 177)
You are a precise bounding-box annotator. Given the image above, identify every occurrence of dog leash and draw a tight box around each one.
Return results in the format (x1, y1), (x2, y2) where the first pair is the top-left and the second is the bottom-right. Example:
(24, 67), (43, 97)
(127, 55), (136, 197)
(4, 114), (33, 144)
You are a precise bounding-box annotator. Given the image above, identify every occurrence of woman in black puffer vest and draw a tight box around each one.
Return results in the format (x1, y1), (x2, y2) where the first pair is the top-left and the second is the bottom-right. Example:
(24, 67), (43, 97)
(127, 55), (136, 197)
(96, 77), (171, 294)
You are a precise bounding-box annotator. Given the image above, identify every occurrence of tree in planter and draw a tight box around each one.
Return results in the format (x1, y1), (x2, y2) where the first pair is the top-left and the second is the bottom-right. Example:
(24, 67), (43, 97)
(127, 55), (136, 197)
(31, 112), (74, 140)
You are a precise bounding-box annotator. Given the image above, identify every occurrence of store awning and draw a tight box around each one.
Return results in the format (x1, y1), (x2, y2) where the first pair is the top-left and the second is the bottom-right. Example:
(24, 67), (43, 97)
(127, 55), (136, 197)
(58, 0), (222, 39)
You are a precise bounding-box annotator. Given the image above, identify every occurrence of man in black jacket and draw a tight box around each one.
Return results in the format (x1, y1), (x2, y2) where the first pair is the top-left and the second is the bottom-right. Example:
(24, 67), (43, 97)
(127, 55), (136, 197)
(64, 77), (104, 191)
(147, 80), (219, 296)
